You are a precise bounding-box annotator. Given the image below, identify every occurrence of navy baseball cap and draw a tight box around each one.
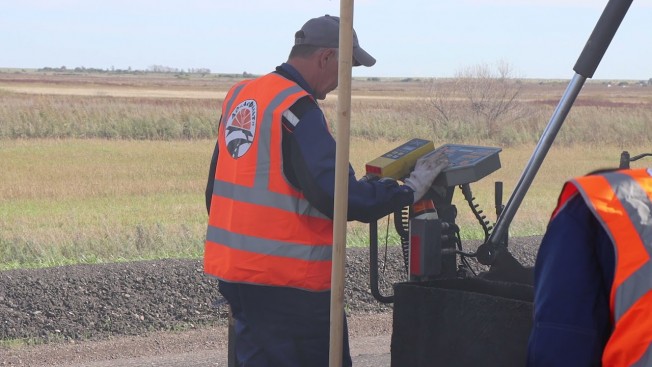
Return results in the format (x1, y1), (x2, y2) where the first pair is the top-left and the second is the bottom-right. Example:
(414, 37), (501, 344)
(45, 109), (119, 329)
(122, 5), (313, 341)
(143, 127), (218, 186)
(294, 14), (376, 67)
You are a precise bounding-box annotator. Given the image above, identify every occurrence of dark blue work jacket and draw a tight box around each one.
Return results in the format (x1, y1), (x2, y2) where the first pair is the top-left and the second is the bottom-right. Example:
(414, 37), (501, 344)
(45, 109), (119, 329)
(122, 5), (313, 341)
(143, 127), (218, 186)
(528, 195), (615, 366)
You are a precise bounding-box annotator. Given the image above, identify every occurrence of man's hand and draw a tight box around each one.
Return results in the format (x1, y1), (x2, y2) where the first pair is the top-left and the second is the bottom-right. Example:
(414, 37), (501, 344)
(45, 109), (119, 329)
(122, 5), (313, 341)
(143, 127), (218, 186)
(404, 150), (449, 203)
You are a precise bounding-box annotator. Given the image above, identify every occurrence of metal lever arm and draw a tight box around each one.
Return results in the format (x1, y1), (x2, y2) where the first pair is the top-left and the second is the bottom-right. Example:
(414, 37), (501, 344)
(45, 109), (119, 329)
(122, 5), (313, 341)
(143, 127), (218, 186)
(484, 0), (633, 262)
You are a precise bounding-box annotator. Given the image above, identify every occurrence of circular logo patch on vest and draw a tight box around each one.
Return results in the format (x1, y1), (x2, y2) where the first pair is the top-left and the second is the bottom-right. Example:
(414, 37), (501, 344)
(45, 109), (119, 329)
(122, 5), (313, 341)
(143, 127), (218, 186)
(224, 99), (257, 158)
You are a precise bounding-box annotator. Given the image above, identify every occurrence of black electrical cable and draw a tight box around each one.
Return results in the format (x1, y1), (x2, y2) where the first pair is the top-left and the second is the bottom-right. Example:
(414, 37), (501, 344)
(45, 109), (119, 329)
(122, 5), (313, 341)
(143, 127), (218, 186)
(455, 232), (478, 276)
(460, 183), (493, 242)
(443, 223), (479, 276)
(383, 214), (390, 273)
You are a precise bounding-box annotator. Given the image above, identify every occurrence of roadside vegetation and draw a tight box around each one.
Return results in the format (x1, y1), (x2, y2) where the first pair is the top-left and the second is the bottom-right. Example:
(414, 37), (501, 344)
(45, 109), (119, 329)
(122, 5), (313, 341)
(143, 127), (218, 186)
(1, 68), (651, 270)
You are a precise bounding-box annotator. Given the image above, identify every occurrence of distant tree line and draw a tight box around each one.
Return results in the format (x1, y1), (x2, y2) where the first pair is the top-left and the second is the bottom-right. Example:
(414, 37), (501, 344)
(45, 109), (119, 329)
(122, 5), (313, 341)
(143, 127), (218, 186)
(37, 65), (212, 75)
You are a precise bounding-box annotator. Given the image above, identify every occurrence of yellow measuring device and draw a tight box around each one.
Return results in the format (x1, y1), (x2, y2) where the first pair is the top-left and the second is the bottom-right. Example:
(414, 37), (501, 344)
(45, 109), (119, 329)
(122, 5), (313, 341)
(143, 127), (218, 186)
(365, 138), (435, 180)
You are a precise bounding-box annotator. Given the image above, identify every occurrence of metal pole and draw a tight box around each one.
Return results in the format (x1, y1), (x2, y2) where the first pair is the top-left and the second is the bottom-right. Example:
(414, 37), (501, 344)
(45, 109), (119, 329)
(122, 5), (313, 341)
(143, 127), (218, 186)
(329, 0), (354, 366)
(488, 74), (586, 245)
(486, 0), (633, 251)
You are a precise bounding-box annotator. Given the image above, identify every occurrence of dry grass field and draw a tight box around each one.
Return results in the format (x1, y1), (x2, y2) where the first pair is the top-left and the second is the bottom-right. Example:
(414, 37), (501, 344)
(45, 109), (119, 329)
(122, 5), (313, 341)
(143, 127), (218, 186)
(1, 70), (651, 270)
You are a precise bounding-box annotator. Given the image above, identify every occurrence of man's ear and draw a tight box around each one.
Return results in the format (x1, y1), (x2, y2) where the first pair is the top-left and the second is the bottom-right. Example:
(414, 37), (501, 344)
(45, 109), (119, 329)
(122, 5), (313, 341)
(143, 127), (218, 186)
(319, 48), (335, 68)
(328, 48), (338, 62)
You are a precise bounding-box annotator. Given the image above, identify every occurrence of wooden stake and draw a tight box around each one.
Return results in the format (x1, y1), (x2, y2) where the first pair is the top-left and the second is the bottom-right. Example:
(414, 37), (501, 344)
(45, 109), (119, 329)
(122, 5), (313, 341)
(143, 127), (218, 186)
(329, 1), (354, 366)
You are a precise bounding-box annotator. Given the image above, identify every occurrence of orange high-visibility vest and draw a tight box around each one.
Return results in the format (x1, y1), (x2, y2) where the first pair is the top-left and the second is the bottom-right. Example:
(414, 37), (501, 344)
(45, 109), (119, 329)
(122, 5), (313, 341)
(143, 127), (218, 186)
(552, 168), (652, 366)
(204, 73), (334, 292)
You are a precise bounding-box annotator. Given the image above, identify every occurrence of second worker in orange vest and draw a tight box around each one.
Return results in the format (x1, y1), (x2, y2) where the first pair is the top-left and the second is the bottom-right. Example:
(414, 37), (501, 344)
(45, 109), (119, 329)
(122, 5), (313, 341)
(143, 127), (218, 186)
(204, 15), (448, 367)
(528, 168), (652, 366)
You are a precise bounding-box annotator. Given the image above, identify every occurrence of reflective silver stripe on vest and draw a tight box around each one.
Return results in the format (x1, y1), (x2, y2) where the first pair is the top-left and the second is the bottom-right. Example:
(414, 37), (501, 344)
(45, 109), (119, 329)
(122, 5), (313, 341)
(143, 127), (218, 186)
(602, 171), (652, 323)
(253, 84), (304, 188)
(225, 83), (247, 113)
(220, 82), (247, 128)
(213, 179), (328, 218)
(206, 226), (332, 261)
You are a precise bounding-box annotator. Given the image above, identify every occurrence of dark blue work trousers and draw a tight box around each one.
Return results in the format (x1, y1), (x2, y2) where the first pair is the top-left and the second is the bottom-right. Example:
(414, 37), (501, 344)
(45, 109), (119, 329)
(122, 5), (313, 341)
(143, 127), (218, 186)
(219, 280), (352, 367)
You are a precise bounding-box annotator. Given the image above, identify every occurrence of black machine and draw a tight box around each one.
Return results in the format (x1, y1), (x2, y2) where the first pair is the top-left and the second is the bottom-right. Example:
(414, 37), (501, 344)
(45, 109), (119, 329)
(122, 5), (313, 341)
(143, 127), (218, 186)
(364, 140), (535, 367)
(365, 140), (511, 288)
(364, 146), (651, 367)
(362, 0), (637, 365)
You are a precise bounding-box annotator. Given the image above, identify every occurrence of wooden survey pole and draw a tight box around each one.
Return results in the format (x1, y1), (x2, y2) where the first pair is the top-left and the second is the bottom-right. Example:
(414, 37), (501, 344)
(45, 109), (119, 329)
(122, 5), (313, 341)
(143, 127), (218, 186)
(328, 0), (354, 366)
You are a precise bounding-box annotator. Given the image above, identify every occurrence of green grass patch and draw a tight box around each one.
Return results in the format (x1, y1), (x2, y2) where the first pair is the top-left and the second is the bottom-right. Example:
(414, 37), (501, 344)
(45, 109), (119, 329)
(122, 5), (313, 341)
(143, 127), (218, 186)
(3, 139), (650, 270)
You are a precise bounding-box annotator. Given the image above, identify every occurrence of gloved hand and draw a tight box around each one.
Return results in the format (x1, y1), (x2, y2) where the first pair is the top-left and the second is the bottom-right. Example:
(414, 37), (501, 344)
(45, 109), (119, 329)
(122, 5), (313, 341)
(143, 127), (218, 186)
(404, 150), (449, 203)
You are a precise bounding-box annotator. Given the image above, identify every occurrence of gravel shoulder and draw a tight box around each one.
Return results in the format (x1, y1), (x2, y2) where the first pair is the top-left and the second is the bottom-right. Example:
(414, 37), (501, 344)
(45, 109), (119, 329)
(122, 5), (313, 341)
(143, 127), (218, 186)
(0, 237), (541, 366)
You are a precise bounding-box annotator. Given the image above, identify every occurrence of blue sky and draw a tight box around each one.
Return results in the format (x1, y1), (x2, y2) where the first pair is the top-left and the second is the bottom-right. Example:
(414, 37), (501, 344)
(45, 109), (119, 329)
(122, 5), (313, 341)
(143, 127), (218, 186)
(2, 0), (650, 80)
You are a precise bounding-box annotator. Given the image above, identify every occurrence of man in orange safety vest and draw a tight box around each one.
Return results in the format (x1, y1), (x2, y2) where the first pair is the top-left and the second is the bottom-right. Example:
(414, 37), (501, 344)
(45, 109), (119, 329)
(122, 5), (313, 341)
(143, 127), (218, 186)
(528, 168), (652, 366)
(204, 14), (448, 367)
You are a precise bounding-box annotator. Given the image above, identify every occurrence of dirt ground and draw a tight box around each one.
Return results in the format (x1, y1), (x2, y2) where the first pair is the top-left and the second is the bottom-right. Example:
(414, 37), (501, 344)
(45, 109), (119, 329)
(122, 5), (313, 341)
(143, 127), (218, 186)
(0, 313), (394, 366)
(0, 238), (541, 366)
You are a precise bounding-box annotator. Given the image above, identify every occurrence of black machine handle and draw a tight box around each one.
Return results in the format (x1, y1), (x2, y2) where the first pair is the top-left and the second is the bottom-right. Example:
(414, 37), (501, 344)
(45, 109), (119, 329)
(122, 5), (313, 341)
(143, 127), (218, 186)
(620, 151), (652, 169)
(574, 0), (633, 78)
(495, 181), (503, 217)
(486, 0), (634, 262)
